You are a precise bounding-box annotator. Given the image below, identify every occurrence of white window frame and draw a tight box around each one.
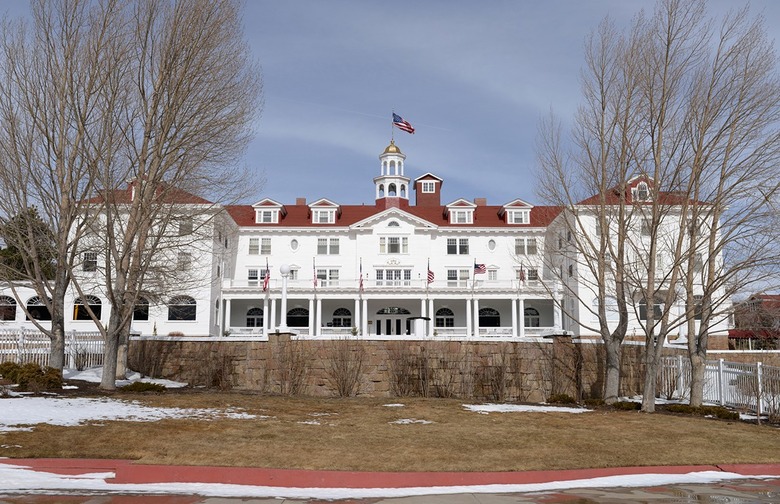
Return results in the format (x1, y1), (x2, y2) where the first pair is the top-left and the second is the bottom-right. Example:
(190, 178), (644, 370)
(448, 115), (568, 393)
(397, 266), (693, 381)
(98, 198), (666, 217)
(312, 209), (335, 224)
(380, 236), (408, 255)
(446, 269), (470, 287)
(317, 237), (340, 255)
(260, 238), (271, 255)
(508, 210), (529, 224)
(514, 237), (537, 255)
(82, 252), (97, 272)
(450, 209), (473, 224)
(316, 268), (339, 287)
(421, 181), (435, 193)
(248, 238), (259, 255)
(375, 268), (412, 287)
(254, 209), (278, 224)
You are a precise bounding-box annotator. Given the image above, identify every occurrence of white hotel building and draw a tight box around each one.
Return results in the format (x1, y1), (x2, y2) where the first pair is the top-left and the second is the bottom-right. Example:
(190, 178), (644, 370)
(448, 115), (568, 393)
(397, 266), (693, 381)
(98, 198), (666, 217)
(0, 141), (729, 341)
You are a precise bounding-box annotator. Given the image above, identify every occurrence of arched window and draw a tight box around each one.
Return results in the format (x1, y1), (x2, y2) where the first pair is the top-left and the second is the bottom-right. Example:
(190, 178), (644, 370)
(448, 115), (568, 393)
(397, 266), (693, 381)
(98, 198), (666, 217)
(287, 307), (309, 327)
(378, 184), (385, 198)
(400, 184), (406, 198)
(388, 221), (400, 227)
(479, 307), (500, 327)
(388, 183), (397, 196)
(524, 307), (540, 328)
(389, 160), (396, 173)
(435, 307), (454, 328)
(26, 296), (51, 321)
(332, 307), (351, 327)
(73, 295), (102, 321)
(0, 296), (16, 321)
(636, 182), (649, 201)
(639, 297), (663, 321)
(246, 307), (263, 327)
(168, 295), (196, 321)
(133, 297), (150, 321)
(382, 160), (387, 175)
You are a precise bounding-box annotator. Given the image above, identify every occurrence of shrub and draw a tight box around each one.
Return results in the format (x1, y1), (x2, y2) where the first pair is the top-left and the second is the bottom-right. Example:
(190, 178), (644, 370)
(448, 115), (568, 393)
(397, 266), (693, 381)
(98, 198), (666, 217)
(167, 331), (185, 337)
(584, 398), (606, 408)
(612, 401), (641, 411)
(547, 393), (577, 405)
(665, 404), (739, 420)
(120, 381), (166, 393)
(1, 362), (62, 391)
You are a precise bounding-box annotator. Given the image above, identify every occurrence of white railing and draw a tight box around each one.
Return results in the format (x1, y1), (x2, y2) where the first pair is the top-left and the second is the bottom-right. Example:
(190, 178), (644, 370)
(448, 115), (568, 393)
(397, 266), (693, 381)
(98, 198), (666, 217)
(478, 327), (514, 337)
(223, 278), (547, 292)
(659, 356), (780, 416)
(0, 329), (104, 370)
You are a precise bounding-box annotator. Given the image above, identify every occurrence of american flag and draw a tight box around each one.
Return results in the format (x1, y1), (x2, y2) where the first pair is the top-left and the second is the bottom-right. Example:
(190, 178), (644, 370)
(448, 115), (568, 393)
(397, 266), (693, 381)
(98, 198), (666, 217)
(359, 259), (364, 292)
(313, 258), (317, 288)
(474, 262), (486, 275)
(263, 260), (270, 291)
(392, 113), (415, 134)
(518, 264), (526, 282)
(427, 259), (434, 284)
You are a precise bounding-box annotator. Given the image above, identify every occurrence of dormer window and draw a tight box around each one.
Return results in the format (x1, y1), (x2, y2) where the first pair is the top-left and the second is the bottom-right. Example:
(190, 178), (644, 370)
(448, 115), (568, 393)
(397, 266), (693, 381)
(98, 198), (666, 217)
(313, 209), (335, 224)
(450, 209), (473, 224)
(255, 209), (279, 224)
(421, 181), (435, 193)
(635, 182), (650, 201)
(507, 210), (529, 224)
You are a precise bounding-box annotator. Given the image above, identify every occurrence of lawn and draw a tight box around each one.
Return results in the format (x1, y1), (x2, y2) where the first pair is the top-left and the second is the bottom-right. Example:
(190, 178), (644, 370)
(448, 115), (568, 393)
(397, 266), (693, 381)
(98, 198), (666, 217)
(2, 390), (779, 472)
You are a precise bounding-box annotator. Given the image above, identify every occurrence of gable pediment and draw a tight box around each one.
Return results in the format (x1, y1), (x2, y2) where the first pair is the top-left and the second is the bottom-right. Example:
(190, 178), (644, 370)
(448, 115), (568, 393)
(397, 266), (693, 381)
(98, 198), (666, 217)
(350, 208), (437, 230)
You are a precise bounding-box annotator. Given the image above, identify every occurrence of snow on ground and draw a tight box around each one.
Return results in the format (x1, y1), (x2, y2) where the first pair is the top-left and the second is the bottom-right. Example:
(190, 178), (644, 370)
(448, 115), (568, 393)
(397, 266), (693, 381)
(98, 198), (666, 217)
(0, 397), (256, 432)
(463, 403), (591, 414)
(383, 403), (405, 407)
(390, 418), (434, 425)
(0, 463), (775, 499)
(63, 367), (188, 388)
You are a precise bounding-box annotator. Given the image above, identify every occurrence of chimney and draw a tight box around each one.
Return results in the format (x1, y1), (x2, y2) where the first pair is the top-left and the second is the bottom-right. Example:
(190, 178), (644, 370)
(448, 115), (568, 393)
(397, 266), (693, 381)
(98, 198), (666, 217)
(474, 197), (487, 206)
(296, 197), (306, 205)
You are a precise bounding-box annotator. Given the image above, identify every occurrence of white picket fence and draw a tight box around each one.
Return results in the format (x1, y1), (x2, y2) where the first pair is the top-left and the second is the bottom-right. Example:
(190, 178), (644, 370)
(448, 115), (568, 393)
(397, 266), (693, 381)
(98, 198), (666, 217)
(659, 355), (780, 417)
(0, 329), (104, 370)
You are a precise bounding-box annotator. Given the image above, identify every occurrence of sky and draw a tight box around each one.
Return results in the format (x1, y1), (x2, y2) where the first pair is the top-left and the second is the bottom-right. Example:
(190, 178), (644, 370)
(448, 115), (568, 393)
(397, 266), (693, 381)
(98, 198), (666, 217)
(2, 1), (780, 207)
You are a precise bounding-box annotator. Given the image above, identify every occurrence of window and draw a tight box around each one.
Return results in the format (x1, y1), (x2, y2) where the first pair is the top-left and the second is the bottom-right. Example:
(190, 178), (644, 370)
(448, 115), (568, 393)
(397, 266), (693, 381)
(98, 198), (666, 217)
(246, 307), (263, 327)
(316, 269), (340, 287)
(636, 182), (650, 201)
(446, 238), (469, 255)
(313, 209), (335, 224)
(73, 295), (102, 321)
(388, 221), (400, 227)
(693, 253), (703, 272)
(248, 269), (259, 286)
(178, 216), (193, 236)
(82, 252), (97, 272)
(317, 238), (340, 255)
(641, 219), (652, 237)
(0, 296), (16, 321)
(524, 307), (540, 328)
(450, 209), (473, 224)
(291, 239), (299, 251)
(375, 269), (411, 286)
(591, 297), (620, 322)
(26, 296), (51, 321)
(446, 269), (470, 287)
(260, 238), (271, 255)
(289, 268), (298, 280)
(287, 307), (309, 327)
(177, 252), (192, 270)
(508, 210), (529, 224)
(133, 297), (149, 321)
(487, 269), (497, 281)
(255, 209), (278, 223)
(514, 238), (537, 255)
(249, 238), (259, 255)
(380, 236), (408, 254)
(527, 269), (539, 281)
(421, 181), (435, 193)
(488, 239), (496, 251)
(479, 307), (500, 327)
(638, 298), (663, 321)
(435, 307), (454, 328)
(689, 295), (703, 321)
(332, 307), (352, 327)
(168, 295), (196, 321)
(568, 264), (574, 278)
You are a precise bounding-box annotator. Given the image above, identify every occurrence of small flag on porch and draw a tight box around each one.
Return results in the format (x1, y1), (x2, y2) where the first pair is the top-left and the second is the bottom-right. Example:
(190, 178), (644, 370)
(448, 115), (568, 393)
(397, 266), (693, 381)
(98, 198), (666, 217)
(427, 259), (434, 284)
(474, 262), (486, 274)
(359, 259), (364, 292)
(263, 259), (270, 291)
(313, 257), (317, 288)
(519, 263), (526, 282)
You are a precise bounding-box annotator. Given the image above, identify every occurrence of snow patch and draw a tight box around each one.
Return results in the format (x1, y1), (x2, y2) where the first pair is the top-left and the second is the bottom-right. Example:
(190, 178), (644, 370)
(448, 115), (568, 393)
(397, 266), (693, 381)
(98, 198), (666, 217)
(390, 418), (434, 425)
(463, 404), (590, 414)
(383, 403), (405, 407)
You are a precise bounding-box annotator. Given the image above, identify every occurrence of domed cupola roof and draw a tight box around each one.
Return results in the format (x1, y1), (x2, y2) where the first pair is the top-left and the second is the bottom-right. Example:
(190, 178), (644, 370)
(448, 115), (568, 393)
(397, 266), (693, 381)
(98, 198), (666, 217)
(383, 140), (402, 155)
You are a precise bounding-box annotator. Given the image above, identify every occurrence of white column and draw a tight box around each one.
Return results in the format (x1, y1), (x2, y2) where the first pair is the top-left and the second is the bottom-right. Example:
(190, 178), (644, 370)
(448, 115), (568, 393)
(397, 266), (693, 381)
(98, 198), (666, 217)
(511, 297), (518, 338)
(553, 286), (562, 331)
(270, 298), (277, 330)
(308, 297), (315, 336)
(519, 298), (525, 338)
(473, 298), (480, 338)
(354, 298), (361, 336)
(465, 298), (472, 338)
(428, 298), (434, 336)
(362, 298), (368, 336)
(224, 298), (232, 333)
(263, 297), (269, 333)
(316, 297), (322, 336)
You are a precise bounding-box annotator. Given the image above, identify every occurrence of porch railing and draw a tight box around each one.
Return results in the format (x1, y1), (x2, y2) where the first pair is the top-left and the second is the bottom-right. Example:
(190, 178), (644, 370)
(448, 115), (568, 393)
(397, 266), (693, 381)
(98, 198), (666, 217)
(0, 329), (104, 370)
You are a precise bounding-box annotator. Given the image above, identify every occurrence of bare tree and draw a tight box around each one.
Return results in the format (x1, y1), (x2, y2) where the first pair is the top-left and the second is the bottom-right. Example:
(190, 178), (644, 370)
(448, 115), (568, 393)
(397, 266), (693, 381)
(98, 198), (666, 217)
(538, 0), (780, 412)
(0, 0), (125, 370)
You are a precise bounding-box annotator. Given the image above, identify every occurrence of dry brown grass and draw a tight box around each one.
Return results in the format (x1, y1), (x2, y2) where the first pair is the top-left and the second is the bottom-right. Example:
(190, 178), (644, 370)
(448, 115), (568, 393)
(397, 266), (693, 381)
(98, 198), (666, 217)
(2, 392), (779, 472)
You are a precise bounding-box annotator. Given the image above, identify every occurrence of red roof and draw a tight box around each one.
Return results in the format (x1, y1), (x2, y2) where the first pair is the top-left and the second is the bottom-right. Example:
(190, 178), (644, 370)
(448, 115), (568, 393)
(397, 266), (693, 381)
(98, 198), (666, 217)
(89, 182), (213, 205)
(225, 201), (562, 228)
(576, 177), (706, 206)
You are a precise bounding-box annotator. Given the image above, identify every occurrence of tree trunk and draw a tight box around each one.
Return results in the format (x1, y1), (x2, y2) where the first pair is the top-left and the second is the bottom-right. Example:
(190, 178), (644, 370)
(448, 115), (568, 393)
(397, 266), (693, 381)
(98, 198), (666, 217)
(100, 309), (123, 390)
(641, 345), (657, 412)
(49, 317), (67, 371)
(603, 337), (622, 404)
(689, 349), (707, 407)
(115, 328), (129, 380)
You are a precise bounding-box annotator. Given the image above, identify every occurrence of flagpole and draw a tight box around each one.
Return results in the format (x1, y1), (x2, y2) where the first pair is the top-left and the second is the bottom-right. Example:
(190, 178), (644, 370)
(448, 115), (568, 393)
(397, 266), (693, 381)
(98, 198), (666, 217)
(390, 110), (395, 142)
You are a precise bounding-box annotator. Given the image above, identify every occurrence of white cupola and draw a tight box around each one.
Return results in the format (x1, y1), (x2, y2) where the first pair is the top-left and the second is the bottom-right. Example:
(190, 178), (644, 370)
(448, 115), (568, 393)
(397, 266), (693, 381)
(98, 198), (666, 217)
(374, 141), (411, 203)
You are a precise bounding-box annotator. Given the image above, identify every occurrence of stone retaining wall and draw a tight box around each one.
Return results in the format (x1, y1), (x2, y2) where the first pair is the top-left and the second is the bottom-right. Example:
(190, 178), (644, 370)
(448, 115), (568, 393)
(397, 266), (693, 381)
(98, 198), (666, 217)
(128, 335), (654, 400)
